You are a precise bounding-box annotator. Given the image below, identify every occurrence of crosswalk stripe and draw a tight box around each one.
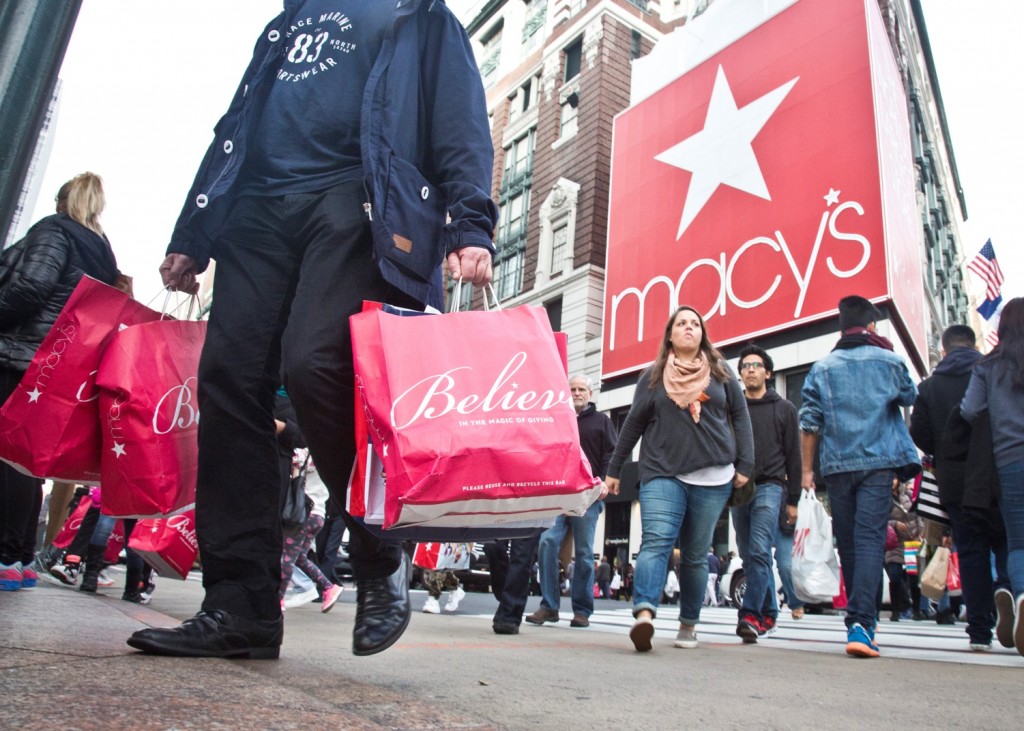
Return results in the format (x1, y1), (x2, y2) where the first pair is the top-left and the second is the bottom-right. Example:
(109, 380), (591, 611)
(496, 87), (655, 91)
(467, 605), (1024, 667)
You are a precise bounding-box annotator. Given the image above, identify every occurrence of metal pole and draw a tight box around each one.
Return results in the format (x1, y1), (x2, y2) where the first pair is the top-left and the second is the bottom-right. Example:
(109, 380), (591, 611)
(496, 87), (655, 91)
(0, 0), (83, 246)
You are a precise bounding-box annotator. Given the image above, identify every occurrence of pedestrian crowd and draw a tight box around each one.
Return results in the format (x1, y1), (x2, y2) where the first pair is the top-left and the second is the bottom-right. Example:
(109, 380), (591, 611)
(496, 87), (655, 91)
(2, 1), (1023, 677)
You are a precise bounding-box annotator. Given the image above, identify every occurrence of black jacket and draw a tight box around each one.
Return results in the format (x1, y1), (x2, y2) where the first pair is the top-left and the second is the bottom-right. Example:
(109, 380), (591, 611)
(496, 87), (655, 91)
(0, 214), (120, 371)
(745, 388), (802, 506)
(577, 403), (618, 480)
(942, 407), (999, 510)
(909, 347), (983, 507)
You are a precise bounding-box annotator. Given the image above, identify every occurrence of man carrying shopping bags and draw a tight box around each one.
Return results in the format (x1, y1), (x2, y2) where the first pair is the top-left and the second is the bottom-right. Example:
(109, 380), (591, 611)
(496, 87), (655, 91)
(798, 296), (920, 658)
(130, 1), (497, 660)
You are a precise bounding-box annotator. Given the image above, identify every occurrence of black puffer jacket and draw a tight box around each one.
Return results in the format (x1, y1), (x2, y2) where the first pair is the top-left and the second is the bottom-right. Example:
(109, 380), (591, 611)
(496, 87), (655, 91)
(0, 214), (120, 371)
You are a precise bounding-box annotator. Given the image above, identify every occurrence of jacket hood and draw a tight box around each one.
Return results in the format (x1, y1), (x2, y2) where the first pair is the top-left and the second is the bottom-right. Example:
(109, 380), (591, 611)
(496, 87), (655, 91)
(934, 347), (982, 377)
(744, 387), (782, 406)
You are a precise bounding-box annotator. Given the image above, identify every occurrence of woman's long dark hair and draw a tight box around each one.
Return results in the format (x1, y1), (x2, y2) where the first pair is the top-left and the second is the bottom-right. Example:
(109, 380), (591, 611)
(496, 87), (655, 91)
(648, 305), (730, 389)
(989, 297), (1024, 392)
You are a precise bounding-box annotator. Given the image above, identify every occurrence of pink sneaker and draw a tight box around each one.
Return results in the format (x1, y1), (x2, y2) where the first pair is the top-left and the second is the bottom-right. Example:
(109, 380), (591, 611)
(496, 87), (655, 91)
(0, 561), (22, 592)
(21, 561), (38, 590)
(321, 584), (343, 613)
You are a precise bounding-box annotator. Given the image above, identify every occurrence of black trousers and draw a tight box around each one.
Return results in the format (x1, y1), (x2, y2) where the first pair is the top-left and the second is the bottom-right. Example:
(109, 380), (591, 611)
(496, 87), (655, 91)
(485, 536), (540, 626)
(196, 181), (420, 621)
(0, 367), (43, 566)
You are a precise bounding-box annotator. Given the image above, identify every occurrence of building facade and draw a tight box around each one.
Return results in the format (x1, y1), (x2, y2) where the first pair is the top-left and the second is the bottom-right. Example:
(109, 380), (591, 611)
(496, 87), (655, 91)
(453, 0), (970, 570)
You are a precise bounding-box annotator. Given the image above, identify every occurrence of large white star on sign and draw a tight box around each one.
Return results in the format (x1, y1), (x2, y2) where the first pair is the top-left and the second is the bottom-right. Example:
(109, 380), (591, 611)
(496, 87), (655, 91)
(655, 65), (799, 239)
(27, 388), (42, 403)
(111, 442), (126, 458)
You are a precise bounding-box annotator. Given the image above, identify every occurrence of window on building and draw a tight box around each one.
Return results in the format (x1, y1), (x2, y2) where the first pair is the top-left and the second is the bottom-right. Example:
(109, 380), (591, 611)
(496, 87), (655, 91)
(564, 37), (582, 81)
(544, 296), (563, 332)
(631, 30), (642, 59)
(494, 246), (524, 301)
(494, 189), (529, 300)
(550, 225), (568, 275)
(535, 178), (579, 288)
(503, 129), (535, 179)
(480, 22), (503, 87)
(522, 0), (547, 53)
(560, 96), (578, 139)
(784, 369), (810, 411)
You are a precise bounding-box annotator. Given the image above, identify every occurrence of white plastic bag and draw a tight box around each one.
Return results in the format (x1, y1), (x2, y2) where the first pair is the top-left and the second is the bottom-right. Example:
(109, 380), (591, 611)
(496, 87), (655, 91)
(791, 490), (841, 603)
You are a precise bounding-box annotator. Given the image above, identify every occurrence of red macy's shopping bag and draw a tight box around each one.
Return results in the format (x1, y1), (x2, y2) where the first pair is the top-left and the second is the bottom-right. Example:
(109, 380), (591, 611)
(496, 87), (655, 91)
(350, 305), (602, 530)
(50, 493), (123, 561)
(129, 510), (199, 580)
(947, 551), (962, 597)
(51, 494), (94, 550)
(0, 276), (160, 482)
(95, 319), (206, 518)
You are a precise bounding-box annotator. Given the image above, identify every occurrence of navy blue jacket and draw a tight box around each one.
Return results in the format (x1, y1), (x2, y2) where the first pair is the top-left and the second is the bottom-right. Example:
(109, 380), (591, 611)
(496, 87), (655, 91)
(167, 0), (497, 309)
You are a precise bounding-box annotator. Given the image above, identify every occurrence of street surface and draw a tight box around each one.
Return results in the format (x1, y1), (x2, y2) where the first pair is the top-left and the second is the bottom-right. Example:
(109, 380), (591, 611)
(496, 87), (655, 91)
(4, 568), (1019, 730)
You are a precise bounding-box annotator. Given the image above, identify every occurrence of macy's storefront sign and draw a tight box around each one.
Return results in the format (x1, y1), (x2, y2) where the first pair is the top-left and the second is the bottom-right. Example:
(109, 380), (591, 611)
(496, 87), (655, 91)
(602, 0), (926, 378)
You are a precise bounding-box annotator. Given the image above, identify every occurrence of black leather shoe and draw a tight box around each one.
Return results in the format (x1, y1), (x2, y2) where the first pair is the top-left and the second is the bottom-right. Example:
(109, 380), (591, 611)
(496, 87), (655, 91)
(493, 622), (519, 635)
(126, 610), (282, 659)
(352, 551), (411, 656)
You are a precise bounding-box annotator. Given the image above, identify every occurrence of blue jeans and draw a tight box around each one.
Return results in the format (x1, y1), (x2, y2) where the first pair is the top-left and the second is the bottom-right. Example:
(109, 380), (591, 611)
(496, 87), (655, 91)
(731, 482), (783, 621)
(90, 515), (144, 573)
(538, 501), (602, 616)
(827, 469), (893, 630)
(634, 477), (731, 625)
(774, 525), (804, 610)
(946, 503), (1009, 643)
(997, 459), (1024, 598)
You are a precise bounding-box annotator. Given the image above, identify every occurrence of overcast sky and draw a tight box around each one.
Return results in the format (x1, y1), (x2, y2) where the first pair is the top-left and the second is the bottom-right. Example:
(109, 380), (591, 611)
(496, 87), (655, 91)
(25, 0), (1021, 306)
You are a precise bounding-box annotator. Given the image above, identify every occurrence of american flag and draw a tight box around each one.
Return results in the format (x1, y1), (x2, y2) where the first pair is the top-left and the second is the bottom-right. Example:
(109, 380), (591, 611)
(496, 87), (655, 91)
(967, 239), (1004, 302)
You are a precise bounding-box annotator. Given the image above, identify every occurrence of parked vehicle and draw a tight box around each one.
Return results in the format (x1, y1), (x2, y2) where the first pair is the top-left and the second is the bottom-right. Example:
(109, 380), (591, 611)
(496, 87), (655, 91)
(718, 556), (784, 609)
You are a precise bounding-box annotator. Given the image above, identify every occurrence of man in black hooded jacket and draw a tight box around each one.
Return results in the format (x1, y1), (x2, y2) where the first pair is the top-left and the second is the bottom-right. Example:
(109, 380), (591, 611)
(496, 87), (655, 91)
(910, 324), (1009, 650)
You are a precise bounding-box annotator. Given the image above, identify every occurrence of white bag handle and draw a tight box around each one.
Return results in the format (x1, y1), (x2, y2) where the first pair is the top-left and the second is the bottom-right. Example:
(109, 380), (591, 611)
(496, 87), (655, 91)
(450, 277), (500, 313)
(150, 286), (200, 319)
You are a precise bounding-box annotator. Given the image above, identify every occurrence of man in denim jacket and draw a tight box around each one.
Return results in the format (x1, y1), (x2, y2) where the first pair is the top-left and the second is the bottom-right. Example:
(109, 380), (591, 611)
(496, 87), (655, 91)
(130, 1), (497, 660)
(799, 296), (920, 658)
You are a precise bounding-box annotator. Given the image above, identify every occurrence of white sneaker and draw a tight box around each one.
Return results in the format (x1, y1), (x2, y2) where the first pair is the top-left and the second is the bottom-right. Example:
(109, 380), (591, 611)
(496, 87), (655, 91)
(97, 569), (115, 588)
(444, 586), (466, 612)
(423, 596), (441, 614)
(283, 585), (318, 608)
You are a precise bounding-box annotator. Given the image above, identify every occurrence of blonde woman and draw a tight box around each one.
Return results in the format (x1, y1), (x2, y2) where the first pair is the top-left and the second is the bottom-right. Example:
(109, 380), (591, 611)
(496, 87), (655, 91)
(0, 172), (126, 592)
(605, 306), (754, 651)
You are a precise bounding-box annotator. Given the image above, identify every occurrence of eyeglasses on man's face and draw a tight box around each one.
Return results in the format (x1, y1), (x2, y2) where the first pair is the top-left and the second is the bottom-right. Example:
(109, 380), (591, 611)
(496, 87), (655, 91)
(740, 361), (765, 371)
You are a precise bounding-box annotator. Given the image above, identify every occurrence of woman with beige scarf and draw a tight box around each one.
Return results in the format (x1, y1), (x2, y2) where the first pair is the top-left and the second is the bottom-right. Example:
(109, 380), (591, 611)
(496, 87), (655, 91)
(605, 306), (754, 652)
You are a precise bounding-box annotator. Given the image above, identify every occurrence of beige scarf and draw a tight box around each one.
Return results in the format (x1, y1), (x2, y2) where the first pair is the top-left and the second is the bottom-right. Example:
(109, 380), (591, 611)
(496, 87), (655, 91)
(663, 352), (711, 423)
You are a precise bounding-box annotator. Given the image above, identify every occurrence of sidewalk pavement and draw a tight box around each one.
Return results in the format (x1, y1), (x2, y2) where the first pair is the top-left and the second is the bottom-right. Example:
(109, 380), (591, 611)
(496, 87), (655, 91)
(2, 575), (494, 731)
(3, 571), (1021, 730)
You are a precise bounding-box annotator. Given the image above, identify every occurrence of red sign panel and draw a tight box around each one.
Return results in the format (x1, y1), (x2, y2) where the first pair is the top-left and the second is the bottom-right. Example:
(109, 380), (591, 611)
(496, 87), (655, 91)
(603, 0), (925, 377)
